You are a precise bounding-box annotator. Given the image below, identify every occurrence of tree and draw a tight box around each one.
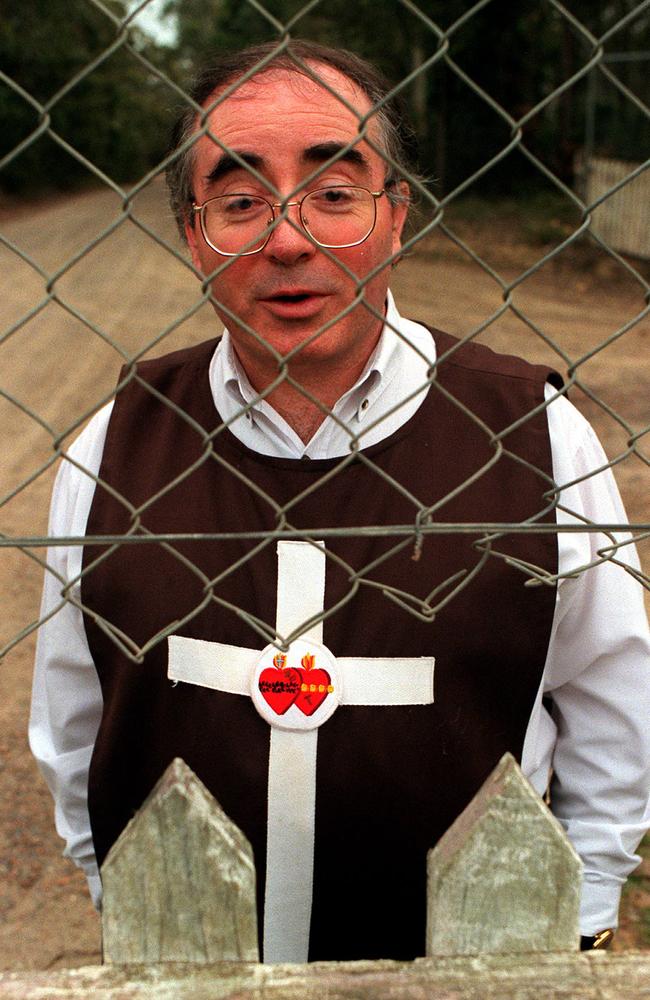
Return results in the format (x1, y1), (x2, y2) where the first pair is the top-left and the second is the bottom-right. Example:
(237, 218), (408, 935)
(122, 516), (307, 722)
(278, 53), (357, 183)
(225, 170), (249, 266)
(4, 0), (646, 198)
(0, 0), (172, 194)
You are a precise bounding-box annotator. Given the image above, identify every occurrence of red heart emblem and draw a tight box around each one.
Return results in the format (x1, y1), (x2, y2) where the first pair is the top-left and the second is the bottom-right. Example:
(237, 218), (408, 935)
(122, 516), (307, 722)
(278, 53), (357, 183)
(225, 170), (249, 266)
(295, 653), (332, 716)
(258, 666), (301, 715)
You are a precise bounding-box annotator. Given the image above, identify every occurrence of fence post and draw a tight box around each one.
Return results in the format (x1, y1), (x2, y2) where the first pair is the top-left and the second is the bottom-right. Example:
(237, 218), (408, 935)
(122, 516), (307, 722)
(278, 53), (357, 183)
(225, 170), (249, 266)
(426, 752), (581, 956)
(101, 757), (259, 964)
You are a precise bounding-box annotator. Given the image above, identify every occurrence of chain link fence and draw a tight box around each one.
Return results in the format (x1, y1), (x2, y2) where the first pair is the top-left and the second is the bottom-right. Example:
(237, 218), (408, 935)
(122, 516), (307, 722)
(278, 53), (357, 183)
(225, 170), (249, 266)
(1, 0), (649, 665)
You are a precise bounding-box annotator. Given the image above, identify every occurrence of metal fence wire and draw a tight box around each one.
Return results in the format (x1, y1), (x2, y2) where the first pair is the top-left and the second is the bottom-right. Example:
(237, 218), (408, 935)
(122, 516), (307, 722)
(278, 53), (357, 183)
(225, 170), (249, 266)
(1, 0), (649, 663)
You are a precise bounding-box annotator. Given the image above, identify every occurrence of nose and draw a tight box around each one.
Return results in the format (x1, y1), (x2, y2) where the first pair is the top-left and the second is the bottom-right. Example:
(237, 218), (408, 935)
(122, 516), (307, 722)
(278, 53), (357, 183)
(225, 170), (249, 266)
(263, 203), (316, 265)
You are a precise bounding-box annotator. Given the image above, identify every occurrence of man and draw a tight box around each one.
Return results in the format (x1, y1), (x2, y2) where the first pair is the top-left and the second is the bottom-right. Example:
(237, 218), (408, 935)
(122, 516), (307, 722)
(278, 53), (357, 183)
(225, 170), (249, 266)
(31, 40), (649, 962)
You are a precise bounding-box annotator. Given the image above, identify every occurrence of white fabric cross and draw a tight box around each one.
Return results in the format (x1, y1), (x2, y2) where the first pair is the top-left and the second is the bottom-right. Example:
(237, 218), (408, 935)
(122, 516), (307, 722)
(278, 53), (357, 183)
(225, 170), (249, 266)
(168, 540), (435, 963)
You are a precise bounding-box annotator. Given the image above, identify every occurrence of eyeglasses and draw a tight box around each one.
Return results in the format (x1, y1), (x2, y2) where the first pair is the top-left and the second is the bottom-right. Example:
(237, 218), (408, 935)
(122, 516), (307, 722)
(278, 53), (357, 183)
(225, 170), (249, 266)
(192, 185), (386, 256)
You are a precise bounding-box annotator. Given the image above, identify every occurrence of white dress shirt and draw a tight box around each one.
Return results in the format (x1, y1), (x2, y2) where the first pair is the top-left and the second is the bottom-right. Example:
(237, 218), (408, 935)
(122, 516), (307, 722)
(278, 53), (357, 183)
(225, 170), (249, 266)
(29, 293), (650, 934)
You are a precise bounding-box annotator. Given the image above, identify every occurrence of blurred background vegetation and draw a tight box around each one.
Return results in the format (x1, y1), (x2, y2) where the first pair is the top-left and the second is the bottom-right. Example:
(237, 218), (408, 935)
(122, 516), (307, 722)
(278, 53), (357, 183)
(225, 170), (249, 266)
(1, 0), (648, 200)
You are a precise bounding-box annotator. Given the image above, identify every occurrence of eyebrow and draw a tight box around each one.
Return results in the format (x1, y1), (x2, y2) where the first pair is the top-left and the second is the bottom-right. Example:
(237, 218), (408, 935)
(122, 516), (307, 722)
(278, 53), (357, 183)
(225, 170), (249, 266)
(204, 152), (264, 187)
(300, 142), (370, 172)
(203, 142), (370, 189)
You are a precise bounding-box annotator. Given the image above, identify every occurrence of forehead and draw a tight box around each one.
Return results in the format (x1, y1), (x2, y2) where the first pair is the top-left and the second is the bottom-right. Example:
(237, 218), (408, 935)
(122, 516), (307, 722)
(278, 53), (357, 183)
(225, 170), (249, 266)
(192, 64), (380, 179)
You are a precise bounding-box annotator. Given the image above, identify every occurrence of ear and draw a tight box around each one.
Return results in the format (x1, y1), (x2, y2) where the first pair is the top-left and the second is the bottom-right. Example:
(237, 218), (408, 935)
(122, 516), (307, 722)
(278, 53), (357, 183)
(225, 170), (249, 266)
(184, 213), (204, 273)
(390, 182), (410, 257)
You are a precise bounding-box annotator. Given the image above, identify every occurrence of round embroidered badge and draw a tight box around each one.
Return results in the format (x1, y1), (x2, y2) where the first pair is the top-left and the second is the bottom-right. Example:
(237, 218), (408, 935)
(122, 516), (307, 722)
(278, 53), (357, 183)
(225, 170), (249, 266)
(251, 638), (341, 731)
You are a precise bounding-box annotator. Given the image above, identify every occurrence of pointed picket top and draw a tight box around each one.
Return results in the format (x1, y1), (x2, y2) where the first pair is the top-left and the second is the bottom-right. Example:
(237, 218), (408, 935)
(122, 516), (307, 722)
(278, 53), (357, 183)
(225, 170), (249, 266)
(101, 757), (259, 964)
(426, 752), (581, 956)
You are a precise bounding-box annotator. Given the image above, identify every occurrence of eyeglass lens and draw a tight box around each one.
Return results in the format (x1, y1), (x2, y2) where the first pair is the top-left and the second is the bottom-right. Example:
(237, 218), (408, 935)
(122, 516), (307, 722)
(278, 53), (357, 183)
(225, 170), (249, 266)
(201, 186), (377, 254)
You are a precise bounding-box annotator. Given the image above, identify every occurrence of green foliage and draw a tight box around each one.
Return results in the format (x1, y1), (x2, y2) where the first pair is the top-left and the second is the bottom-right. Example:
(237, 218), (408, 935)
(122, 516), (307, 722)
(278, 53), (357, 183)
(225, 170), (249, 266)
(2, 0), (648, 198)
(162, 0), (648, 197)
(0, 0), (173, 194)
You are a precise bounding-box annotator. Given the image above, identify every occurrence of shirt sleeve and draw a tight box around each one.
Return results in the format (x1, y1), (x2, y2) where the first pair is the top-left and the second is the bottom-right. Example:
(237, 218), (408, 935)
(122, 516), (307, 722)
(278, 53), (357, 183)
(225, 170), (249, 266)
(29, 404), (113, 910)
(540, 387), (650, 934)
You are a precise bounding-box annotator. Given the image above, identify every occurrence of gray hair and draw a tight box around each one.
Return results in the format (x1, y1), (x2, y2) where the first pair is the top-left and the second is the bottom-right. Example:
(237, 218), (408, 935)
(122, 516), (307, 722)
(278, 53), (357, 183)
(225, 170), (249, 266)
(165, 40), (419, 242)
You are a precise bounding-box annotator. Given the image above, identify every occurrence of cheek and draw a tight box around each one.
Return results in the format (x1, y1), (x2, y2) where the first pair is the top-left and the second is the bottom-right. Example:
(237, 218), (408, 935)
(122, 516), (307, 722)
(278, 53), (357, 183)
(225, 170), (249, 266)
(344, 237), (394, 281)
(331, 244), (384, 281)
(189, 233), (216, 275)
(208, 260), (255, 309)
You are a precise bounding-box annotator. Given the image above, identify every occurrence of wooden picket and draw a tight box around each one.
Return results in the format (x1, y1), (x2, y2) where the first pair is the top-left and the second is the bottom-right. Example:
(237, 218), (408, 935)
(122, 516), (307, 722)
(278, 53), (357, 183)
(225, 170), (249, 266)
(2, 754), (649, 999)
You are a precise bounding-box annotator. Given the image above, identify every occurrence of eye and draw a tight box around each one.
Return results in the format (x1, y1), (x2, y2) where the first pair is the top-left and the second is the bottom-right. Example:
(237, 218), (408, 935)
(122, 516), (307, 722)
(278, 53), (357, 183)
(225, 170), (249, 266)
(221, 195), (267, 216)
(309, 186), (356, 210)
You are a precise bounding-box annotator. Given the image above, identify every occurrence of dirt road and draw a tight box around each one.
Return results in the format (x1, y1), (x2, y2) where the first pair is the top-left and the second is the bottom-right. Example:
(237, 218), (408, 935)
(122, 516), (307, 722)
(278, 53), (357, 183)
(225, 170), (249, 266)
(1, 182), (648, 968)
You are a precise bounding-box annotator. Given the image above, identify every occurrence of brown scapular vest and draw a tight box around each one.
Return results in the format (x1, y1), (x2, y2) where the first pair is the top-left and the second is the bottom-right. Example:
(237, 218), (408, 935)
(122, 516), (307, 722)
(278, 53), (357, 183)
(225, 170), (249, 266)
(82, 327), (561, 961)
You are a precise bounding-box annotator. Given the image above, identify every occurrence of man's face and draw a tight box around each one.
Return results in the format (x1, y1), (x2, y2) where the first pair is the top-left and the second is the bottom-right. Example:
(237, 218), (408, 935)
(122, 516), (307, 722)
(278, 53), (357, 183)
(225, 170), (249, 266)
(185, 64), (408, 388)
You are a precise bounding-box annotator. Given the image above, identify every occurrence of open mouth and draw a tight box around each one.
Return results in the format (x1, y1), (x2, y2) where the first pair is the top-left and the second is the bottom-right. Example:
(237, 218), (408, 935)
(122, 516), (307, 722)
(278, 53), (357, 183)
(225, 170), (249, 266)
(273, 293), (311, 303)
(259, 290), (328, 317)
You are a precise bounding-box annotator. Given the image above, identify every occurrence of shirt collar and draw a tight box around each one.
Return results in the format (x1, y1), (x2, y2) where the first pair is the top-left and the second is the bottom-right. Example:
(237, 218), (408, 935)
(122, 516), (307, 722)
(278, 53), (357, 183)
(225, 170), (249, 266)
(208, 290), (436, 458)
(218, 289), (403, 418)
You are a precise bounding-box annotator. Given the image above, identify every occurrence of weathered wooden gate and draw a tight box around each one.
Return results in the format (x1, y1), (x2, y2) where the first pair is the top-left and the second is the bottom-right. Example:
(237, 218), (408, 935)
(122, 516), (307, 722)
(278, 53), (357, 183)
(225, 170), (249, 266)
(2, 753), (649, 998)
